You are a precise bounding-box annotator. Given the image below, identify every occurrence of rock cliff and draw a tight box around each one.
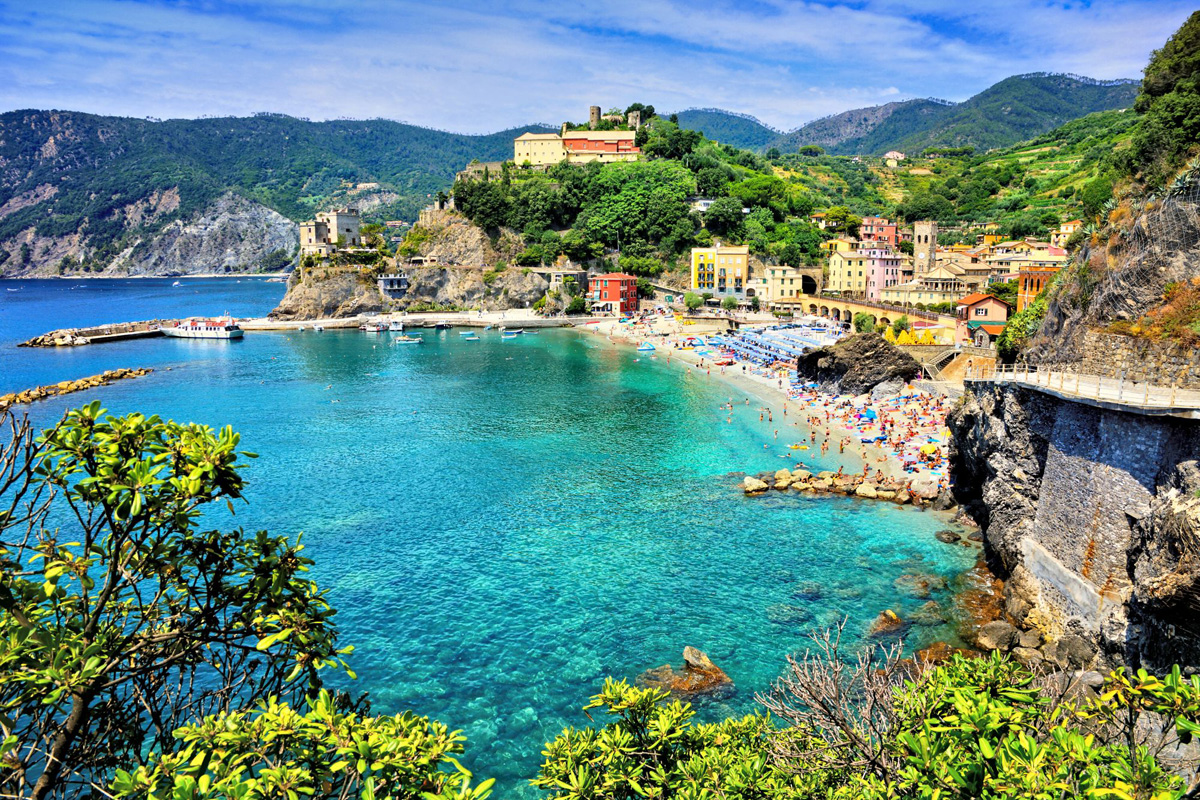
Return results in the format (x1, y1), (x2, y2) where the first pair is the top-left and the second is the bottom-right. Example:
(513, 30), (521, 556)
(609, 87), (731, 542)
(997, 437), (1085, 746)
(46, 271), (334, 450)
(948, 382), (1200, 671)
(795, 334), (921, 395)
(269, 267), (389, 320)
(0, 191), (297, 277)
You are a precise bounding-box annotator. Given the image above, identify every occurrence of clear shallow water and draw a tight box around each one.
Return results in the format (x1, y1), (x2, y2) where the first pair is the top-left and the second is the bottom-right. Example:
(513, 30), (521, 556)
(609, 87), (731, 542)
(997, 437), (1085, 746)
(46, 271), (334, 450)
(2, 278), (975, 795)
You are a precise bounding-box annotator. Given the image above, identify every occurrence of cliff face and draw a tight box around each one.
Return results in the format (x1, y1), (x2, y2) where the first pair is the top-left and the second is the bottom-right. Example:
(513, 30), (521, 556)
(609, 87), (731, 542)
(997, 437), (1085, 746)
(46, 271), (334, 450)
(269, 268), (388, 320)
(1028, 194), (1200, 366)
(949, 382), (1200, 671)
(0, 191), (297, 277)
(402, 266), (551, 312)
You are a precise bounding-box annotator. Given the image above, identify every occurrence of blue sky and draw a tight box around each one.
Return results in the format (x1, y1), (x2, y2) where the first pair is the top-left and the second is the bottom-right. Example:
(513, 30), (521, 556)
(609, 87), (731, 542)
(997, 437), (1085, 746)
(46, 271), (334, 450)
(0, 0), (1191, 133)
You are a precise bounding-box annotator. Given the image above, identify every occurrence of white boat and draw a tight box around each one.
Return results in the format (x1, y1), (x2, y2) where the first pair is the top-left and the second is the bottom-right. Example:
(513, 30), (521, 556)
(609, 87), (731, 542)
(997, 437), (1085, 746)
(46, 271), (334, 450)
(362, 323), (388, 333)
(172, 281), (182, 287)
(501, 332), (519, 340)
(434, 320), (452, 330)
(314, 325), (324, 332)
(163, 316), (243, 340)
(388, 321), (405, 332)
(396, 335), (423, 344)
(459, 330), (475, 336)
(463, 334), (480, 341)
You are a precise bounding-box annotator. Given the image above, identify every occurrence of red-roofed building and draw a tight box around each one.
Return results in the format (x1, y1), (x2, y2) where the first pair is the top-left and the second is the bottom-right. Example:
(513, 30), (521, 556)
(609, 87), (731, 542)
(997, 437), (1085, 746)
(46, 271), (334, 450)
(590, 273), (640, 315)
(955, 292), (1009, 345)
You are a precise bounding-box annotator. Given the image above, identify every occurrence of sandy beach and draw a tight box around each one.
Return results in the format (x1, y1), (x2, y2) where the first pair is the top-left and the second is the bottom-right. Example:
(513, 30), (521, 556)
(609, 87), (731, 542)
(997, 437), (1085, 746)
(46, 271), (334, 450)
(575, 314), (952, 489)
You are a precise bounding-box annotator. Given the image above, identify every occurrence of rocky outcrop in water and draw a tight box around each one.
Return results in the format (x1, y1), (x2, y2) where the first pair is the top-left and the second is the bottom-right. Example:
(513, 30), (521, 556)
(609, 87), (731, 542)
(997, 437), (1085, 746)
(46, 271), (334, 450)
(637, 647), (734, 699)
(948, 381), (1200, 671)
(795, 334), (921, 395)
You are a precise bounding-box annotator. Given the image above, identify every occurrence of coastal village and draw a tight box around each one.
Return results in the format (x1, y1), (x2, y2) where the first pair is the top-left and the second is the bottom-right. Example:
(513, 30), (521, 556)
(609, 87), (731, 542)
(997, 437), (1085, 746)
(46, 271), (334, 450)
(7, 8), (1200, 791)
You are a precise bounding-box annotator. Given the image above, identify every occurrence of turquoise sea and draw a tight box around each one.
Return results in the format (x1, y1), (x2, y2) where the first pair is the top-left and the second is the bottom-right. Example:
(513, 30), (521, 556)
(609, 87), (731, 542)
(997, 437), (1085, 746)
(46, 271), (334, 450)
(1, 278), (975, 795)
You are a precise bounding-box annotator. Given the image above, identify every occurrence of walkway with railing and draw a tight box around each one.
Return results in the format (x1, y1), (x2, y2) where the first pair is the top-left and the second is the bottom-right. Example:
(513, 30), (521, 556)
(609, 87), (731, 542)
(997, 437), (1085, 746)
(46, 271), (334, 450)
(966, 363), (1200, 419)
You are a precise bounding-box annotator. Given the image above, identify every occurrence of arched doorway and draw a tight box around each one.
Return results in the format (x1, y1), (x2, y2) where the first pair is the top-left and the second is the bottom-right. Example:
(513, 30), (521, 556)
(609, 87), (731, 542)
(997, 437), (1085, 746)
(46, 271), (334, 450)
(801, 275), (818, 294)
(808, 304), (818, 315)
(880, 317), (891, 326)
(819, 305), (829, 317)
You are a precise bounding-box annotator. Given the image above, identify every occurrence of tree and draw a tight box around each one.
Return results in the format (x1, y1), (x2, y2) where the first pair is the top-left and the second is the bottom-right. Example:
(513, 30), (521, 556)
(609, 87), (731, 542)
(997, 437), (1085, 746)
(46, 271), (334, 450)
(703, 197), (744, 237)
(636, 277), (654, 298)
(891, 315), (911, 335)
(1130, 11), (1200, 186)
(986, 279), (1018, 307)
(0, 404), (351, 800)
(853, 312), (876, 333)
(822, 206), (861, 237)
(721, 295), (738, 311)
(110, 691), (492, 800)
(565, 296), (587, 314)
(798, 145), (824, 156)
(1080, 173), (1117, 219)
(684, 292), (704, 311)
(749, 295), (761, 312)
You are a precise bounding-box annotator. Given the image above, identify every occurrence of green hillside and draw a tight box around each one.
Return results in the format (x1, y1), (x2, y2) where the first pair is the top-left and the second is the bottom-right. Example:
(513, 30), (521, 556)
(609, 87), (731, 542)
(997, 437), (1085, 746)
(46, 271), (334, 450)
(769, 74), (1138, 156)
(0, 110), (553, 267)
(672, 108), (780, 150)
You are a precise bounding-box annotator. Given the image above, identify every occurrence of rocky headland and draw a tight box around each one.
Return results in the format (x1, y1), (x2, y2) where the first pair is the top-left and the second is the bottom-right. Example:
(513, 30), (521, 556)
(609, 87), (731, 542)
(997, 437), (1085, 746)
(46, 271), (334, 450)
(795, 334), (922, 395)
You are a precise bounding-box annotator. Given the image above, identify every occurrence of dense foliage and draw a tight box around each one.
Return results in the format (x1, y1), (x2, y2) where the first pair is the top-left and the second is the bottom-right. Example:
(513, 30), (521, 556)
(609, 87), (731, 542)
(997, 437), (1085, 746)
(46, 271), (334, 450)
(449, 123), (828, 273)
(1128, 10), (1200, 186)
(536, 654), (1200, 800)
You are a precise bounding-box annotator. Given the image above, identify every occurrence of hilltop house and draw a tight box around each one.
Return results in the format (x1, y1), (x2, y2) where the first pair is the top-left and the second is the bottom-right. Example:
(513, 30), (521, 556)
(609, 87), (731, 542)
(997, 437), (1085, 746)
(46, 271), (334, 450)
(300, 208), (361, 258)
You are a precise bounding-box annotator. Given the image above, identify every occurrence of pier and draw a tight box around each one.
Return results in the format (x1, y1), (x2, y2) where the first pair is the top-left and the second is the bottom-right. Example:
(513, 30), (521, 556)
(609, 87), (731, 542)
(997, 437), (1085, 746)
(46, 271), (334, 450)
(20, 319), (179, 347)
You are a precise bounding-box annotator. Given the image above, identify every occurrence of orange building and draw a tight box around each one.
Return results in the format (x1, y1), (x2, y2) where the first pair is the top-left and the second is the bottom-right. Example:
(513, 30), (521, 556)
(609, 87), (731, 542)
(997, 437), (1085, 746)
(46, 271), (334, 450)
(1017, 265), (1062, 312)
(590, 273), (639, 315)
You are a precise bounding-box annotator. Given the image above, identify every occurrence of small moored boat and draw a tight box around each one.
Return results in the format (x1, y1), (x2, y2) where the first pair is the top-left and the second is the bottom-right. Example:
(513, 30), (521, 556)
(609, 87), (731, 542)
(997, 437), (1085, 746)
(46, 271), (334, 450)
(163, 316), (243, 340)
(396, 335), (423, 344)
(362, 323), (388, 333)
(434, 320), (452, 330)
(463, 334), (480, 341)
(388, 321), (405, 332)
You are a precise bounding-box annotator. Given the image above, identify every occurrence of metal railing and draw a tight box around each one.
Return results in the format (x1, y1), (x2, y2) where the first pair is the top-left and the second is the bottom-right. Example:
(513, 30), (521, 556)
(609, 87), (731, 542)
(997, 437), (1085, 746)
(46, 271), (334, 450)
(966, 363), (1200, 410)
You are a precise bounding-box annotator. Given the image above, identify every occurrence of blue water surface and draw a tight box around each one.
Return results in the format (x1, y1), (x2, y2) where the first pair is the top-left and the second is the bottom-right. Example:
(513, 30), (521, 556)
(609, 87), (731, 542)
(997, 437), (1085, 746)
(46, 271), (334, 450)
(1, 278), (975, 796)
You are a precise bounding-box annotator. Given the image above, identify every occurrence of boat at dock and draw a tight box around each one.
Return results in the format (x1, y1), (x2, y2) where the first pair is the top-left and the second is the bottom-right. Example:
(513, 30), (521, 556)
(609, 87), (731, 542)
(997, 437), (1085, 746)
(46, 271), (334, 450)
(362, 323), (388, 333)
(434, 320), (452, 330)
(389, 321), (405, 332)
(162, 316), (243, 340)
(314, 325), (324, 332)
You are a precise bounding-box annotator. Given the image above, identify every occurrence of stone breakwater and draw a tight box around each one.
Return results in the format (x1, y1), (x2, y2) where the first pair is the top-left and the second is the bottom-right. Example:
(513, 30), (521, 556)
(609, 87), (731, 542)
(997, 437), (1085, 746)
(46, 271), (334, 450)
(20, 319), (177, 347)
(0, 368), (153, 408)
(740, 467), (951, 508)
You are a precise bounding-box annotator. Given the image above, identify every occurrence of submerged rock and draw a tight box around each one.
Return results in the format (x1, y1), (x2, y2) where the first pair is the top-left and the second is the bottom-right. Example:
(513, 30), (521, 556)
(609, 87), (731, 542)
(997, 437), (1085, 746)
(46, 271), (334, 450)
(637, 647), (734, 699)
(915, 641), (979, 665)
(935, 529), (961, 544)
(742, 476), (769, 494)
(868, 609), (905, 637)
(766, 603), (813, 626)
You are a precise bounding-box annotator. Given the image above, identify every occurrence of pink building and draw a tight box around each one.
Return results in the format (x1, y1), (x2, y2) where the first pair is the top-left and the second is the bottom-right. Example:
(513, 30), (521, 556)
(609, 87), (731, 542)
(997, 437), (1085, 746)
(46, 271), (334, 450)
(861, 246), (903, 301)
(860, 216), (899, 247)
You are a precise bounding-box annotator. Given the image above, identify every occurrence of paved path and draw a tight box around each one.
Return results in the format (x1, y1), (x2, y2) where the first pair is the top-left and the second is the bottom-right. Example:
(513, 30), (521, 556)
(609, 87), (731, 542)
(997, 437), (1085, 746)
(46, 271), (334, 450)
(967, 365), (1200, 419)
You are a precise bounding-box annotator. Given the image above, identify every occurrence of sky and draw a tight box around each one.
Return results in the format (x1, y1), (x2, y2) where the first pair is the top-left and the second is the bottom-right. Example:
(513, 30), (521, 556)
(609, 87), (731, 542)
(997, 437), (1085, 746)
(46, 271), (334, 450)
(0, 0), (1192, 134)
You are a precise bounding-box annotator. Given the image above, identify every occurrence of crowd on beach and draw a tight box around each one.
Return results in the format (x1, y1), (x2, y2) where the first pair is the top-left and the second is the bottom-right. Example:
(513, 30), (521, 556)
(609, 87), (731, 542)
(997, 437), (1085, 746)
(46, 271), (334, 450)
(582, 311), (952, 492)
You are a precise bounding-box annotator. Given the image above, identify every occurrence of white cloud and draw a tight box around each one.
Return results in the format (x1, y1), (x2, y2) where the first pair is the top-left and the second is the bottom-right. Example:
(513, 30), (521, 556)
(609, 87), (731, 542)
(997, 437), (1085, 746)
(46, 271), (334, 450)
(0, 0), (1191, 133)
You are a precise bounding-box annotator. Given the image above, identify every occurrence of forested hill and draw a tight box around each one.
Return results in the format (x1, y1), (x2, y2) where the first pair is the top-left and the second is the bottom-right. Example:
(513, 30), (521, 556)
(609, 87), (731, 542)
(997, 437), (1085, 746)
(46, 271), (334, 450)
(685, 74), (1139, 156)
(670, 109), (780, 150)
(0, 110), (553, 275)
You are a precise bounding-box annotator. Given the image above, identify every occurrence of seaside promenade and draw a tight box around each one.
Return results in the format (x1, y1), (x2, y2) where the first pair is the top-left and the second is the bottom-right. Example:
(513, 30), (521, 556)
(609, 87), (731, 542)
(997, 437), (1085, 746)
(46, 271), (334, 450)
(967, 363), (1200, 420)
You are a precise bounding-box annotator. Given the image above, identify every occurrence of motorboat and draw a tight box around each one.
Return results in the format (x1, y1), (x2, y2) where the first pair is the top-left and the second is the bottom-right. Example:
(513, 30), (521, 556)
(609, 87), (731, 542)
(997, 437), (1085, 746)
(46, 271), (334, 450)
(162, 316), (243, 340)
(501, 332), (519, 340)
(314, 325), (324, 332)
(362, 323), (388, 333)
(395, 335), (423, 344)
(462, 334), (480, 341)
(459, 330), (475, 336)
(434, 320), (452, 330)
(389, 321), (405, 332)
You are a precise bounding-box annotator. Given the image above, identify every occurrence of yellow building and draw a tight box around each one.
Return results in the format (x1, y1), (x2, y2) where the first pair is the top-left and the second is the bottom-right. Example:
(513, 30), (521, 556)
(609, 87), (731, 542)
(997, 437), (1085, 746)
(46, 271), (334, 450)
(820, 237), (856, 254)
(513, 130), (640, 166)
(691, 243), (750, 297)
(765, 265), (804, 304)
(513, 133), (565, 166)
(827, 250), (871, 296)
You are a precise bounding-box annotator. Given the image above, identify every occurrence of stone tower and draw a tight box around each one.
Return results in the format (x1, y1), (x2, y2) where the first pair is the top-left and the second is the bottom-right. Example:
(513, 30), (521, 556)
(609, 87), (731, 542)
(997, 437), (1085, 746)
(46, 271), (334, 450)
(627, 109), (641, 129)
(913, 220), (937, 275)
(589, 105), (601, 130)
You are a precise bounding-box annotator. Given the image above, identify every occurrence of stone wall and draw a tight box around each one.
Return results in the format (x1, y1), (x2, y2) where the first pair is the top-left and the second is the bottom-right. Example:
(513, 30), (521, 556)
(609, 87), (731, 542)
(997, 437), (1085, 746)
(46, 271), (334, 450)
(948, 381), (1200, 672)
(1077, 330), (1200, 390)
